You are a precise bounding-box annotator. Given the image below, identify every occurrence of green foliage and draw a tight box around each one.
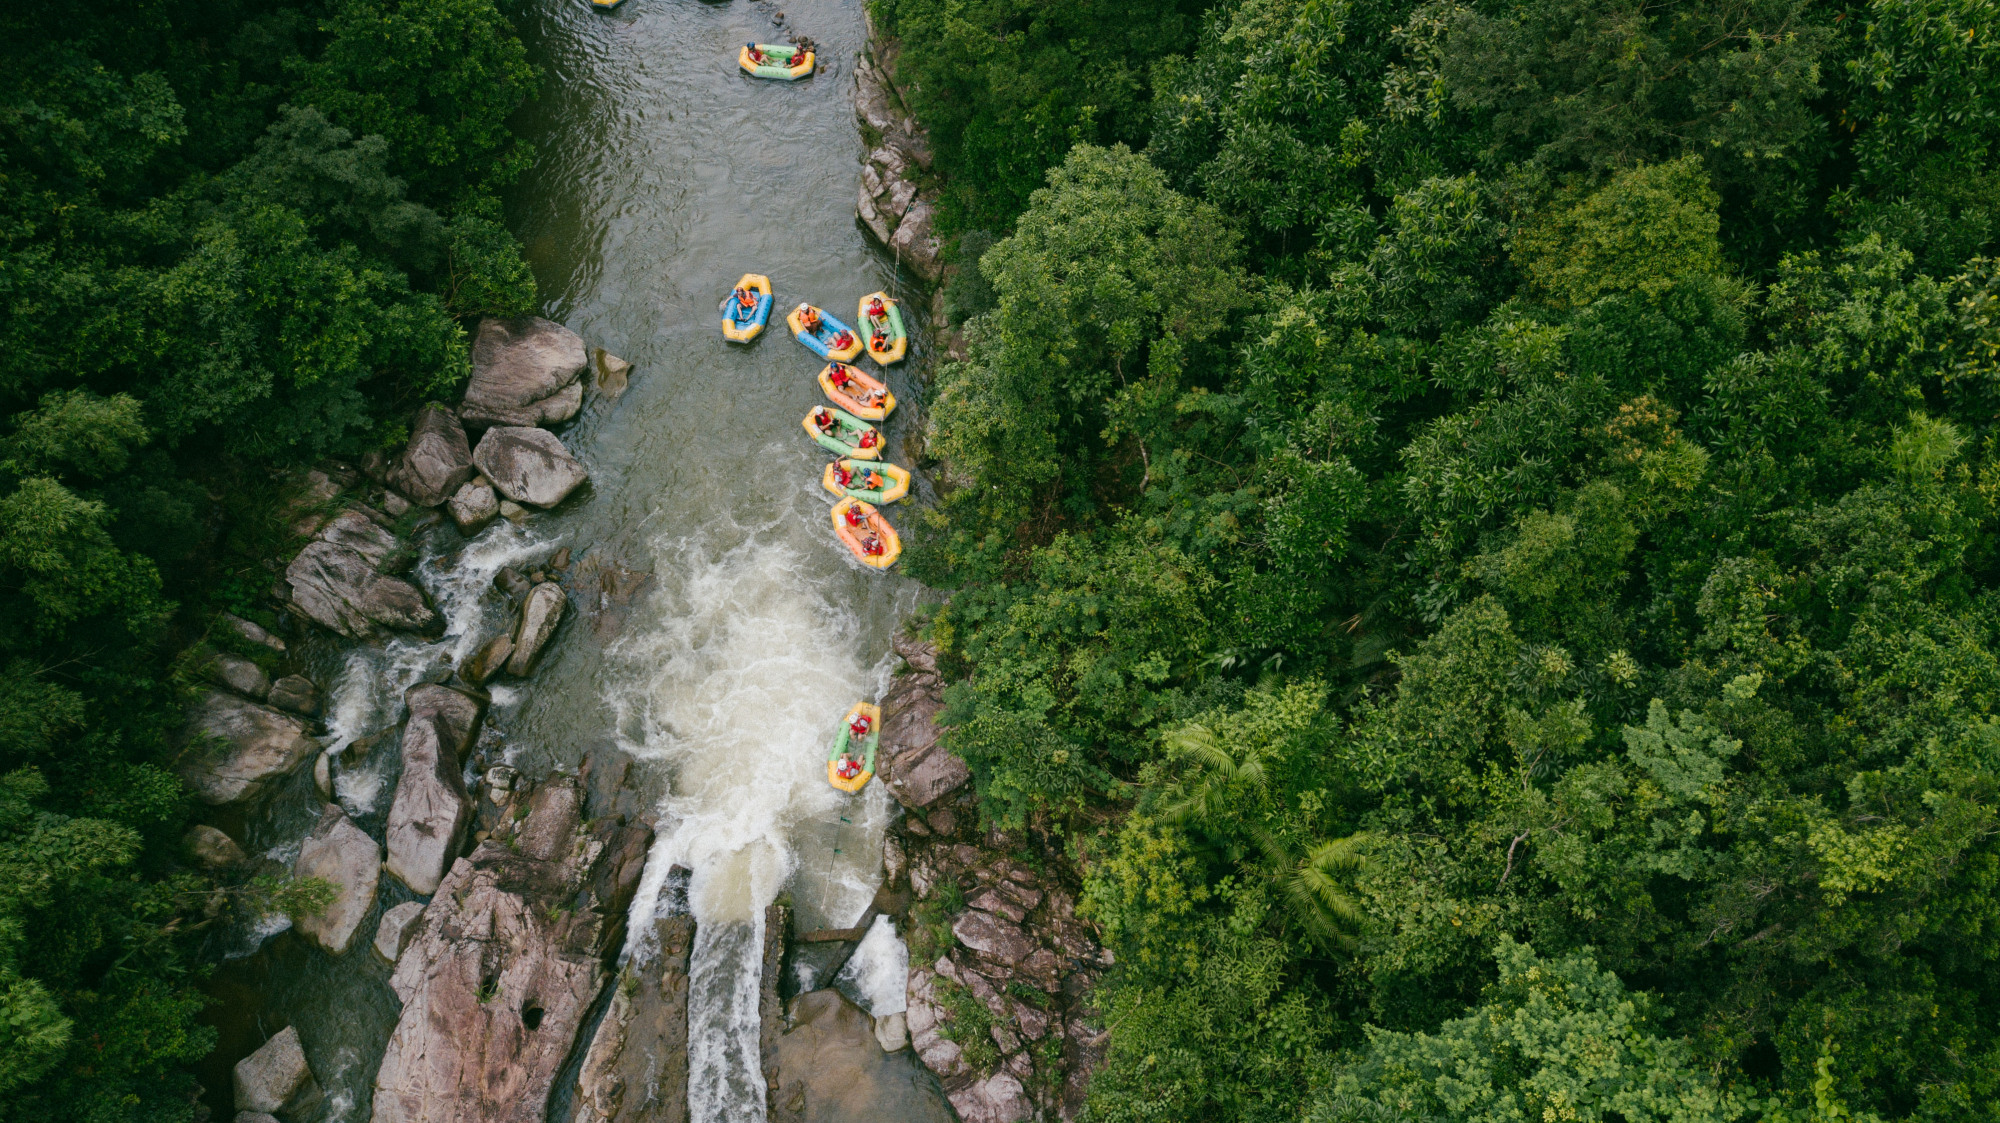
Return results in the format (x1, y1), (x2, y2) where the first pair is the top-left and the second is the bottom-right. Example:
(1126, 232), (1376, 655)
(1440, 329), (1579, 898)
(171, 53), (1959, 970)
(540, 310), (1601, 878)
(1513, 159), (1725, 310)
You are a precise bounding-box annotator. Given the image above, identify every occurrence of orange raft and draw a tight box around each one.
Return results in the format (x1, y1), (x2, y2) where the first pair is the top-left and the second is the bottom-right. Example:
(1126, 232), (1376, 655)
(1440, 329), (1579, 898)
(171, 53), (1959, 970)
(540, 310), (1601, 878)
(817, 362), (896, 421)
(830, 497), (900, 569)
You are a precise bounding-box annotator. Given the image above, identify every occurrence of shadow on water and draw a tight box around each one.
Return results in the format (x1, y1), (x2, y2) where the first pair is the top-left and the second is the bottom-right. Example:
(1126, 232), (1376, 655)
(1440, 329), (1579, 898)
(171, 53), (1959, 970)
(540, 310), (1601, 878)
(197, 0), (933, 1119)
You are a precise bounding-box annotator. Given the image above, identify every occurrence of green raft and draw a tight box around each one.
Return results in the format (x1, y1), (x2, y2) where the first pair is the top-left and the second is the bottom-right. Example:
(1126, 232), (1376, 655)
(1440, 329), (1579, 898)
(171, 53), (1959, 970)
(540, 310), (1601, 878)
(801, 407), (882, 458)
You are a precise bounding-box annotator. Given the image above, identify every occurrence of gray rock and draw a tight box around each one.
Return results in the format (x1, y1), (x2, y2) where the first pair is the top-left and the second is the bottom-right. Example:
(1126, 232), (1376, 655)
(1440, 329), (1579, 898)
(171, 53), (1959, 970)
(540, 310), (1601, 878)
(877, 669), (969, 809)
(370, 780), (652, 1123)
(317, 509), (399, 568)
(222, 613), (285, 652)
(207, 652), (271, 699)
(185, 824), (247, 868)
(952, 910), (1035, 967)
(472, 427), (589, 509)
(448, 479), (499, 536)
(313, 750), (332, 799)
(181, 692), (320, 806)
(593, 349), (632, 400)
(382, 490), (413, 517)
(904, 969), (967, 1079)
(770, 990), (954, 1123)
(461, 317), (589, 429)
(494, 567), (531, 601)
(236, 1113), (283, 1123)
(484, 764), (519, 793)
(889, 197), (943, 284)
(234, 1025), (323, 1118)
(572, 915), (694, 1123)
(286, 540), (436, 639)
(875, 1011), (909, 1052)
(374, 901), (426, 964)
(267, 675), (320, 716)
(950, 1072), (1033, 1123)
(505, 583), (567, 676)
(293, 804), (382, 956)
(387, 405), (475, 506)
(499, 499), (530, 523)
(461, 633), (513, 686)
(383, 685), (484, 895)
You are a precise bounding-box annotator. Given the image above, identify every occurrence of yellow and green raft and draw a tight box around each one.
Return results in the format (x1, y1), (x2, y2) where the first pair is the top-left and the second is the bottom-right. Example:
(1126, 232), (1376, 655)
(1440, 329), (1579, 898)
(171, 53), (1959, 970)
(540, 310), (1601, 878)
(801, 407), (882, 459)
(827, 701), (881, 793)
(858, 291), (908, 364)
(823, 458), (910, 504)
(739, 43), (814, 80)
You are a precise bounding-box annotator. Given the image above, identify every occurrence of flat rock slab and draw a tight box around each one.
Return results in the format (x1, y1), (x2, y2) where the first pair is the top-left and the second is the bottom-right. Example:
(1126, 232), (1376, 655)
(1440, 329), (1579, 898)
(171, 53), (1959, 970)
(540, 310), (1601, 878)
(286, 540), (436, 639)
(370, 780), (652, 1123)
(375, 901), (426, 964)
(472, 427), (588, 509)
(572, 915), (695, 1123)
(293, 804), (382, 956)
(388, 405), (475, 506)
(181, 691), (320, 806)
(771, 989), (955, 1123)
(234, 1025), (323, 1118)
(462, 317), (588, 429)
(384, 685), (484, 895)
(877, 664), (969, 809)
(266, 675), (319, 716)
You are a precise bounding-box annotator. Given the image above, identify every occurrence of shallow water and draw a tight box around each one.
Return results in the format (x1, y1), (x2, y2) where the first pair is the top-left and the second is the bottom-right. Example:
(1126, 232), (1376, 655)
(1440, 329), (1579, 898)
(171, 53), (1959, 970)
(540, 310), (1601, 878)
(198, 0), (926, 1117)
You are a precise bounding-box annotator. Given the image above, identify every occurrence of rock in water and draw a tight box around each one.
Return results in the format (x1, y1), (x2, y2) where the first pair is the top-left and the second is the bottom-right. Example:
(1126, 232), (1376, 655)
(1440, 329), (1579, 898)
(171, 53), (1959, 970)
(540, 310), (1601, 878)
(506, 583), (567, 676)
(471, 427), (589, 509)
(286, 541), (437, 638)
(572, 915), (695, 1123)
(206, 652), (272, 699)
(370, 780), (653, 1123)
(180, 691), (320, 806)
(266, 675), (320, 716)
(374, 901), (426, 964)
(448, 478), (500, 536)
(293, 804), (382, 956)
(771, 990), (955, 1123)
(461, 317), (589, 429)
(388, 405), (476, 506)
(385, 685), (485, 895)
(592, 349), (632, 399)
(234, 1025), (323, 1119)
(185, 824), (247, 868)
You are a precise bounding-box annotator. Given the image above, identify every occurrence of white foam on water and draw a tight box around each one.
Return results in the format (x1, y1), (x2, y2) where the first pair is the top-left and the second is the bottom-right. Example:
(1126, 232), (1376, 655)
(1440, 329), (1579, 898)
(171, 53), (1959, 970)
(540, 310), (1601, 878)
(610, 516), (893, 1123)
(835, 914), (909, 1016)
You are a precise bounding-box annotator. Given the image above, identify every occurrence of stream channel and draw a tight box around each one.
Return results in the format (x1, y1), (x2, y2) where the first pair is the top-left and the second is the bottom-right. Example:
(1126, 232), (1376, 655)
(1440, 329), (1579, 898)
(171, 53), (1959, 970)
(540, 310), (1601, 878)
(199, 0), (929, 1118)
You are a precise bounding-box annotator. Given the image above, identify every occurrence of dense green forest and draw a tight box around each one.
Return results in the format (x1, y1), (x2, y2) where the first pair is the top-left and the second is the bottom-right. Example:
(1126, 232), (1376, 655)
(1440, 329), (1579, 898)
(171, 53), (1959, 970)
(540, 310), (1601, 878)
(0, 0), (534, 1117)
(878, 0), (2000, 1118)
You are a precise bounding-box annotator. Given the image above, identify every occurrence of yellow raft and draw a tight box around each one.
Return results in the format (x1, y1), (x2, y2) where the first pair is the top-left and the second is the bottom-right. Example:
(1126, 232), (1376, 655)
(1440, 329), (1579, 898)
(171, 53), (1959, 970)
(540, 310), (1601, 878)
(721, 274), (773, 342)
(823, 459), (910, 504)
(827, 702), (881, 793)
(740, 44), (814, 80)
(831, 498), (900, 568)
(858, 292), (908, 365)
(818, 362), (896, 420)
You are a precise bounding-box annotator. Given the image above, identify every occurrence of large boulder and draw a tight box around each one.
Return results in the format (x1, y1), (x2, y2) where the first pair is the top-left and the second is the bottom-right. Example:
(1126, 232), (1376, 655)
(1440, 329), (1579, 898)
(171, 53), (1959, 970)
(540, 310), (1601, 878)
(572, 915), (695, 1123)
(205, 652), (271, 699)
(180, 691), (320, 806)
(384, 685), (485, 895)
(770, 989), (955, 1123)
(375, 901), (426, 964)
(387, 405), (476, 507)
(234, 1025), (324, 1120)
(877, 651), (968, 809)
(293, 804), (382, 956)
(471, 427), (589, 509)
(370, 780), (652, 1123)
(461, 317), (588, 429)
(266, 675), (320, 716)
(286, 540), (436, 638)
(448, 479), (500, 536)
(186, 824), (248, 868)
(950, 1073), (1034, 1123)
(505, 583), (567, 676)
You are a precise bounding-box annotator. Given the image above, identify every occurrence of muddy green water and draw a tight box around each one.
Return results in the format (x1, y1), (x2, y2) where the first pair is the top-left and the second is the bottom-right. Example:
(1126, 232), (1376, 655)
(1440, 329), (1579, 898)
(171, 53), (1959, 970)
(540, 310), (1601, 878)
(198, 1), (929, 1118)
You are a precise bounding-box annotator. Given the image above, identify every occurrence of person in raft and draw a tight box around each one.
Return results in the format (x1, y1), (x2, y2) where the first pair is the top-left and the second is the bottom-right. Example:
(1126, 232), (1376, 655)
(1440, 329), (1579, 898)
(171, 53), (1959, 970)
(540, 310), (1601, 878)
(856, 428), (879, 450)
(836, 752), (863, 780)
(732, 287), (756, 317)
(863, 468), (885, 491)
(746, 42), (768, 64)
(801, 305), (822, 333)
(813, 407), (837, 435)
(832, 329), (855, 350)
(871, 330), (891, 353)
(866, 296), (888, 324)
(849, 710), (873, 740)
(833, 461), (854, 488)
(844, 503), (868, 528)
(861, 533), (886, 557)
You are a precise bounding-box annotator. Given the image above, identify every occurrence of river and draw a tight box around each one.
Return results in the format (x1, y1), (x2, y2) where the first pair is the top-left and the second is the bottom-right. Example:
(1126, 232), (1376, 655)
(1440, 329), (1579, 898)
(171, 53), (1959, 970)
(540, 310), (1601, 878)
(198, 0), (928, 1118)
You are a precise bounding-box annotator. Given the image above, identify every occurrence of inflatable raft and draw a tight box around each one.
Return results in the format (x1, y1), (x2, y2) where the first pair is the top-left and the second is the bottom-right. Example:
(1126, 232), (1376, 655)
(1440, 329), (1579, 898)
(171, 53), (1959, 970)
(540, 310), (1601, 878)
(823, 459), (910, 505)
(592, 0), (628, 10)
(788, 303), (864, 362)
(740, 43), (814, 80)
(720, 274), (773, 342)
(827, 701), (881, 792)
(818, 362), (896, 420)
(803, 407), (883, 459)
(858, 292), (908, 365)
(831, 498), (900, 568)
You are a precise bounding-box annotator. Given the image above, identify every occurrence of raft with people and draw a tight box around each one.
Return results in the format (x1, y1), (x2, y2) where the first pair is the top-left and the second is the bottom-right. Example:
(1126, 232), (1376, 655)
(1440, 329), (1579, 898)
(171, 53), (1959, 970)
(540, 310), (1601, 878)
(720, 274), (773, 342)
(827, 701), (881, 792)
(823, 458), (909, 504)
(739, 42), (814, 80)
(817, 361), (895, 420)
(831, 498), (900, 568)
(803, 406), (883, 459)
(788, 303), (864, 362)
(858, 291), (907, 364)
